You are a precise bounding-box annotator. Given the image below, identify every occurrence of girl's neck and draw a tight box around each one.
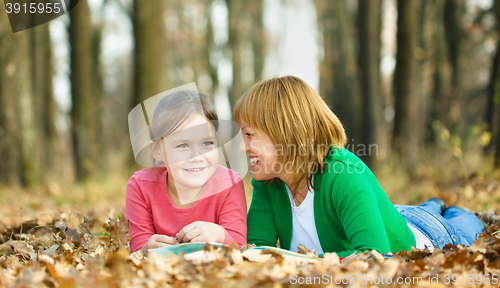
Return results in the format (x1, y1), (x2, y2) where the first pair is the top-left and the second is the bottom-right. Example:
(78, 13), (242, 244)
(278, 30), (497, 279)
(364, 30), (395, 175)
(166, 175), (205, 208)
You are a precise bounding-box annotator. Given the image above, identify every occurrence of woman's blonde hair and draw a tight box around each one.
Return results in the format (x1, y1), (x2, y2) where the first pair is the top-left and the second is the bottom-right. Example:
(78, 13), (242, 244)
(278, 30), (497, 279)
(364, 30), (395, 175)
(233, 75), (346, 193)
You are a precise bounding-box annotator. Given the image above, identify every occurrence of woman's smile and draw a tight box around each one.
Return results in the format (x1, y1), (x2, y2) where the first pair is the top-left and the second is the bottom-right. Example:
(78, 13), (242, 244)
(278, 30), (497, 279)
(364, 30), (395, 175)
(238, 119), (280, 180)
(249, 156), (260, 168)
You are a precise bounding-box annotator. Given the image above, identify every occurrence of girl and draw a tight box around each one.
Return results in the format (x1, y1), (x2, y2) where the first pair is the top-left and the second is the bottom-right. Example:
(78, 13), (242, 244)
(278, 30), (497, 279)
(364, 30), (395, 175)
(126, 90), (247, 255)
(234, 76), (484, 258)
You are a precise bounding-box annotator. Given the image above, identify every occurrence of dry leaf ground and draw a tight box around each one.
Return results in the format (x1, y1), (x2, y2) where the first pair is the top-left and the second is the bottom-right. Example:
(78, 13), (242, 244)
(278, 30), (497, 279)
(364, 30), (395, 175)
(1, 162), (499, 287)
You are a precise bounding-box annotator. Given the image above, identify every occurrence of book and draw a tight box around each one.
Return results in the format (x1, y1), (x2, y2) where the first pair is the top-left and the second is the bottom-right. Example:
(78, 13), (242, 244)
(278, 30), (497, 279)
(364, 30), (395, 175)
(148, 242), (320, 264)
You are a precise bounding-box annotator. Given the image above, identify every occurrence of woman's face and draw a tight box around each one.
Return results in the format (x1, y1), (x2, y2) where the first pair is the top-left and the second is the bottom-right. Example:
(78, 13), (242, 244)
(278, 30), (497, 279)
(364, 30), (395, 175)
(238, 119), (281, 181)
(153, 114), (219, 191)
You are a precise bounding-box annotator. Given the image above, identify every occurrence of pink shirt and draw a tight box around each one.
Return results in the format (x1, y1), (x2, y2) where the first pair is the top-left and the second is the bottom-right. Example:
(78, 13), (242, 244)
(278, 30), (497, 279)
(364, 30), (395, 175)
(126, 165), (247, 252)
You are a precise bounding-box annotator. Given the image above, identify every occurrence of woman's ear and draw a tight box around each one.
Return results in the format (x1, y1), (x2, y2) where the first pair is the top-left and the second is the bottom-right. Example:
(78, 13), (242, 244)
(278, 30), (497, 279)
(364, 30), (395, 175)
(149, 140), (163, 162)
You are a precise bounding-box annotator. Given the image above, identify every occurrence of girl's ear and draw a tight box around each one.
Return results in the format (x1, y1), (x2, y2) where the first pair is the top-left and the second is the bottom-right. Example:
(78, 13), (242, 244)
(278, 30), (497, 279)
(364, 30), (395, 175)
(149, 140), (163, 162)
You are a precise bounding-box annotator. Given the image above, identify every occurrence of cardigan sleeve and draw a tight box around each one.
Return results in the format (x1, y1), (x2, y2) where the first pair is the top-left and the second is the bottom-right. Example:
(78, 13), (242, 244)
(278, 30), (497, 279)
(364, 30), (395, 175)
(217, 178), (248, 246)
(125, 175), (155, 253)
(331, 165), (392, 258)
(247, 179), (279, 247)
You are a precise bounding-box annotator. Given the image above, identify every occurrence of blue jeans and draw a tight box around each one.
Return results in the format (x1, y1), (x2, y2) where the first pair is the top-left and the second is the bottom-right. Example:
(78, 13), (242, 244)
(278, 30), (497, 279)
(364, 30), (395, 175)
(395, 200), (485, 249)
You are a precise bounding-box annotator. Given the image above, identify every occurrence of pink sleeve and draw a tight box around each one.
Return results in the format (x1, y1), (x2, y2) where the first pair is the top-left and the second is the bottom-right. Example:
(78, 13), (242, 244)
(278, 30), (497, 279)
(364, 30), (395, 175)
(125, 176), (155, 253)
(218, 179), (247, 246)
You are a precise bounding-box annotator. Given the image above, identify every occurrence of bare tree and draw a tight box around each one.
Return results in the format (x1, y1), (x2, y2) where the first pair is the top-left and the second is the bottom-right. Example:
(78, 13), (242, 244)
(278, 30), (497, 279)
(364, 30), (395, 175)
(226, 0), (245, 108)
(486, 0), (500, 166)
(0, 4), (25, 185)
(202, 0), (219, 100)
(443, 0), (466, 135)
(69, 0), (98, 181)
(393, 0), (420, 168)
(315, 0), (361, 143)
(30, 21), (57, 184)
(428, 0), (451, 143)
(250, 0), (265, 83)
(132, 0), (168, 105)
(357, 0), (384, 168)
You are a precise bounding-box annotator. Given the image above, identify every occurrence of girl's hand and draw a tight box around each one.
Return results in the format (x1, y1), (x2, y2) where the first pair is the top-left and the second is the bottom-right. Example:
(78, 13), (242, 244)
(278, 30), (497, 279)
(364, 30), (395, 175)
(176, 221), (225, 243)
(142, 234), (178, 256)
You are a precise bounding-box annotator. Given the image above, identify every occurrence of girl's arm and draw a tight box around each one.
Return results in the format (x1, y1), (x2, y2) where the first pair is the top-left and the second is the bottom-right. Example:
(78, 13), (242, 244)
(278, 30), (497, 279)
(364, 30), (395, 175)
(217, 178), (248, 246)
(247, 179), (279, 247)
(125, 176), (156, 252)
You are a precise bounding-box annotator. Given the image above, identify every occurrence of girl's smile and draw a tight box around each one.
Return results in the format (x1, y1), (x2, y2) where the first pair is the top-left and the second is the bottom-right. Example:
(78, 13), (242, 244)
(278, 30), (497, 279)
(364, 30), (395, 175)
(183, 166), (207, 173)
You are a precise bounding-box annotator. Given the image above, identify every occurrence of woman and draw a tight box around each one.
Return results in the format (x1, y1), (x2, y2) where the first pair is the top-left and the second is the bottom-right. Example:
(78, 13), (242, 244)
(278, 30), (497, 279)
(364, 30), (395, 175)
(233, 75), (484, 258)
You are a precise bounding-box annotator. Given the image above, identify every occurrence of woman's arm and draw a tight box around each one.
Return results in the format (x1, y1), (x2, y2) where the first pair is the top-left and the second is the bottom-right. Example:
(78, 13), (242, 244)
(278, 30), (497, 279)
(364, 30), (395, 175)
(125, 176), (155, 253)
(247, 179), (279, 247)
(331, 166), (392, 257)
(217, 178), (248, 246)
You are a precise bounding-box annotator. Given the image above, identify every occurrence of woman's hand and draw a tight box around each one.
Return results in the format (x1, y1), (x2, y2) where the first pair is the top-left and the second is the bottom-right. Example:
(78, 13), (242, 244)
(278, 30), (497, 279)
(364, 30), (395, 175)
(142, 234), (178, 256)
(176, 221), (225, 243)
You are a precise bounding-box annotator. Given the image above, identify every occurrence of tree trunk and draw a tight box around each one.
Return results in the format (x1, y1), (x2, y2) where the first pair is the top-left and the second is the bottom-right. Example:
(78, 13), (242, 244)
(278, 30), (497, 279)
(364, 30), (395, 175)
(496, 113), (500, 167)
(393, 0), (420, 168)
(315, 0), (361, 143)
(130, 0), (168, 168)
(1, 6), (57, 186)
(69, 0), (98, 181)
(204, 0), (219, 100)
(92, 10), (106, 173)
(0, 4), (24, 185)
(226, 0), (245, 109)
(428, 0), (450, 143)
(31, 18), (57, 185)
(486, 0), (500, 158)
(357, 0), (384, 168)
(443, 0), (466, 135)
(132, 0), (168, 105)
(250, 0), (265, 83)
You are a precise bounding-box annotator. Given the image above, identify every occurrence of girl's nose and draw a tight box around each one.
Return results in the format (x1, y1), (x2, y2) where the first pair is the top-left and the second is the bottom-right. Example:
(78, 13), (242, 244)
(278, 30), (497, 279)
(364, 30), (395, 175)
(189, 146), (205, 161)
(189, 153), (204, 162)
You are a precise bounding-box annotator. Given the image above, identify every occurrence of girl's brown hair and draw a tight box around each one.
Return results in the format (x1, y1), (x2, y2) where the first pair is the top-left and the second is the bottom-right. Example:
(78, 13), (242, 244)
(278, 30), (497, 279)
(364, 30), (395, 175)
(149, 90), (218, 171)
(233, 75), (346, 193)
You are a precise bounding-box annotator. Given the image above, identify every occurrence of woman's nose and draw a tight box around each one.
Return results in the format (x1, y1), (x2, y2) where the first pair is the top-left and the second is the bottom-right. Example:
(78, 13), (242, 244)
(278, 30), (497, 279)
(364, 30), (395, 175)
(239, 138), (247, 152)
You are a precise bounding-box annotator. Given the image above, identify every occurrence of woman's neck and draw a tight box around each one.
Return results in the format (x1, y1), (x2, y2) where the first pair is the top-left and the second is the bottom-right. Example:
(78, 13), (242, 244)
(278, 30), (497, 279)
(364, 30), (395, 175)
(280, 175), (309, 206)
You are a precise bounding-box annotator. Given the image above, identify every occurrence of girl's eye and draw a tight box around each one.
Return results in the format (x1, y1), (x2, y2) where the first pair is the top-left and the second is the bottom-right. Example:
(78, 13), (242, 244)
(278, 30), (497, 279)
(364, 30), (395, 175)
(203, 141), (214, 147)
(176, 143), (188, 148)
(245, 133), (252, 137)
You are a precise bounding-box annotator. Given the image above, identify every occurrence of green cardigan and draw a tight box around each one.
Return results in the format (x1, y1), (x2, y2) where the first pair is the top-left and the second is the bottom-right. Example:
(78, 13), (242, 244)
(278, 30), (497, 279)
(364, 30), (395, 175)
(247, 146), (416, 258)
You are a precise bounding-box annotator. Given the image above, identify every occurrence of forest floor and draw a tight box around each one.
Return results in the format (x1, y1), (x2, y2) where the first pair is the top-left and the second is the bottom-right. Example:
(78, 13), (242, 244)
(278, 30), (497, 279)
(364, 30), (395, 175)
(1, 155), (500, 287)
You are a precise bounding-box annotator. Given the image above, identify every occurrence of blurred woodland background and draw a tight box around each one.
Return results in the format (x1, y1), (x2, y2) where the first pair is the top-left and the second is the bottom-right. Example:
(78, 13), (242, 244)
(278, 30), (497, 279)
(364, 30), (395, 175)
(1, 0), (500, 219)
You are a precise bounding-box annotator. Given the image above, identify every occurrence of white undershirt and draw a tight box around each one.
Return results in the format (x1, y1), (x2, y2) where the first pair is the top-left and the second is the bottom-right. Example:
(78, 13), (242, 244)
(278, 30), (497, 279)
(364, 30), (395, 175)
(407, 224), (434, 252)
(285, 180), (324, 254)
(285, 181), (432, 254)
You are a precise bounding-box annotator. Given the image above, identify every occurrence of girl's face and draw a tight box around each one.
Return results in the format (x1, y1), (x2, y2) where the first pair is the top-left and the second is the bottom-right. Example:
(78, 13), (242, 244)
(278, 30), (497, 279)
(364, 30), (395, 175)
(238, 119), (281, 181)
(153, 114), (219, 191)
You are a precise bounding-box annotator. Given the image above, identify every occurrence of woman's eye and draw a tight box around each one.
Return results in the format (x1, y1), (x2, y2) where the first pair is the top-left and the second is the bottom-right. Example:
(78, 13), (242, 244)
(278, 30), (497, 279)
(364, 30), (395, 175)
(245, 133), (252, 137)
(176, 143), (188, 148)
(203, 141), (214, 147)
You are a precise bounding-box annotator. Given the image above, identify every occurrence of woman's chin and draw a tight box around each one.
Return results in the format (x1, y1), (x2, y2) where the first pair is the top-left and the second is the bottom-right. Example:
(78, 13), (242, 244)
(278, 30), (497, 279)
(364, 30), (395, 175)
(251, 171), (273, 181)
